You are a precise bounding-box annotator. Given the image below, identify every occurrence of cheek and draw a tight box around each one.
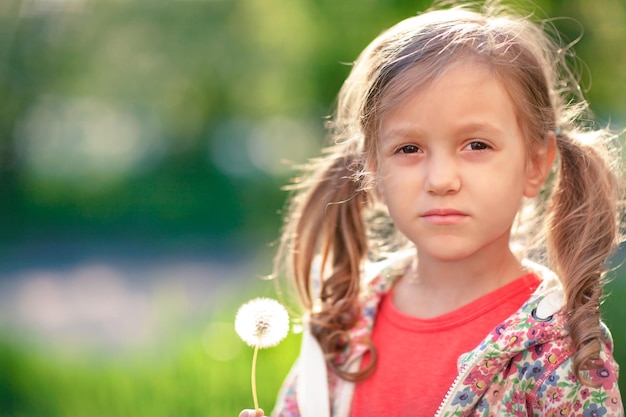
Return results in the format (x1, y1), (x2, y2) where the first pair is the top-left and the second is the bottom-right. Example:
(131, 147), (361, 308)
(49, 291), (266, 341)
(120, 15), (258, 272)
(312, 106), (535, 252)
(378, 175), (415, 213)
(373, 162), (394, 202)
(375, 174), (396, 209)
(373, 179), (388, 206)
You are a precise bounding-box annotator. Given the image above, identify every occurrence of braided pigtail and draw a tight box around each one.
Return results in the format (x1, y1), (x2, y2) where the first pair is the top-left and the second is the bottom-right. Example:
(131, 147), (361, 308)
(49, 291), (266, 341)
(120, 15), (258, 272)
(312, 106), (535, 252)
(547, 130), (622, 381)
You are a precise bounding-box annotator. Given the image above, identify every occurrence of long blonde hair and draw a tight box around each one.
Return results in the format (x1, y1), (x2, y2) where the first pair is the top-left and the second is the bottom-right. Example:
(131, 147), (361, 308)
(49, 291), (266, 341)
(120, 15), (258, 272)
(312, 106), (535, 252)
(274, 1), (623, 382)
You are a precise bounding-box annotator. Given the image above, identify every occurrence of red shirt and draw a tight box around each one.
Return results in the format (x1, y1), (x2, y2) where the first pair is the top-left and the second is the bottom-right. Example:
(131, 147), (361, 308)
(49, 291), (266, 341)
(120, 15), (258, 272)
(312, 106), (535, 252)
(350, 273), (540, 416)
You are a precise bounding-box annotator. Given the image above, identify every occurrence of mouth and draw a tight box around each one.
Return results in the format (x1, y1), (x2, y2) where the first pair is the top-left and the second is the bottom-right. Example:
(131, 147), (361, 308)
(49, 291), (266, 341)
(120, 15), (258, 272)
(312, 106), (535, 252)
(421, 208), (468, 225)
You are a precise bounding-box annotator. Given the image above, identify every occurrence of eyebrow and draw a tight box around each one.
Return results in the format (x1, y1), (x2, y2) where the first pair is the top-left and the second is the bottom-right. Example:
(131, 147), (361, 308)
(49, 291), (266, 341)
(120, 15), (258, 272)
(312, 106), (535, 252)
(454, 122), (505, 136)
(381, 121), (505, 141)
(380, 126), (426, 142)
(378, 128), (423, 153)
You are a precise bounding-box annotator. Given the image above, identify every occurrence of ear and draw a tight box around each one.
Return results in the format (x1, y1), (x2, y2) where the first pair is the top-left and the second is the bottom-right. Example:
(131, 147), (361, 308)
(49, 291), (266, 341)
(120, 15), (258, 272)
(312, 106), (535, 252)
(523, 132), (557, 198)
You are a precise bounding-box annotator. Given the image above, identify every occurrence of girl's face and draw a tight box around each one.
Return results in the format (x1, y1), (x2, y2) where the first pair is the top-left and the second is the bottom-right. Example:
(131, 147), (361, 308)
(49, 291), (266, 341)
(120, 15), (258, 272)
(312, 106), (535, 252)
(375, 61), (550, 263)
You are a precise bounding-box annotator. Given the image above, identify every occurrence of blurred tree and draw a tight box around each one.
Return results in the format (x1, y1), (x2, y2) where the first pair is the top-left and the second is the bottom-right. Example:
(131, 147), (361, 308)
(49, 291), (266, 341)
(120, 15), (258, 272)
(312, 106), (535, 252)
(0, 0), (623, 250)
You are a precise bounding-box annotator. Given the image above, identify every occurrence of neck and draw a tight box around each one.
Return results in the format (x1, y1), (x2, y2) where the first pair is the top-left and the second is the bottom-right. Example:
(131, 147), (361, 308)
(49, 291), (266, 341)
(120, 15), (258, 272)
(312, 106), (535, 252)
(418, 248), (523, 290)
(393, 247), (526, 318)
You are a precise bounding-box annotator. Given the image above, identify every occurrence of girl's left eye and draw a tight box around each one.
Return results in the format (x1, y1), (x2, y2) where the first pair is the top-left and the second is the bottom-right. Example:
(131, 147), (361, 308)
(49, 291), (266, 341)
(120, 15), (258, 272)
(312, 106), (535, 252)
(465, 141), (490, 151)
(396, 144), (421, 154)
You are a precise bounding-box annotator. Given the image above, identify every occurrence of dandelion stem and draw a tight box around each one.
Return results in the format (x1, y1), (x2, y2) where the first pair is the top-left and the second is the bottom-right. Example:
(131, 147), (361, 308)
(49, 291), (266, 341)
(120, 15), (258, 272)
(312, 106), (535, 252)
(251, 342), (260, 415)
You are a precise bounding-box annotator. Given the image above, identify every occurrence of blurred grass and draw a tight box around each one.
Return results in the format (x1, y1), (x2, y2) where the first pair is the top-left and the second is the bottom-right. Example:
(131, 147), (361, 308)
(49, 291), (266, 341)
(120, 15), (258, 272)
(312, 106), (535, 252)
(0, 318), (301, 416)
(0, 271), (624, 416)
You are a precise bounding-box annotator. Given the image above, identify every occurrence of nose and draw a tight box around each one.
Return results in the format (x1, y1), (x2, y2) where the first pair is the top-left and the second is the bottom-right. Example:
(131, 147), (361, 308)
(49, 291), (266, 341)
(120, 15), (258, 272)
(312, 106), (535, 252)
(424, 152), (461, 195)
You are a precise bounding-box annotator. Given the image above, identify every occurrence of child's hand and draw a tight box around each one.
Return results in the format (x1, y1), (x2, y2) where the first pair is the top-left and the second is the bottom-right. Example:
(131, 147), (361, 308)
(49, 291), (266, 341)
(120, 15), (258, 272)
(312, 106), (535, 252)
(239, 409), (264, 417)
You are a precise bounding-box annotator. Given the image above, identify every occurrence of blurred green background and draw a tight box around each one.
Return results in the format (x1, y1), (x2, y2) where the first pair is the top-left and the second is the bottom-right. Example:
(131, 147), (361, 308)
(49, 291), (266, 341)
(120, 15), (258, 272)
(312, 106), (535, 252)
(0, 0), (624, 415)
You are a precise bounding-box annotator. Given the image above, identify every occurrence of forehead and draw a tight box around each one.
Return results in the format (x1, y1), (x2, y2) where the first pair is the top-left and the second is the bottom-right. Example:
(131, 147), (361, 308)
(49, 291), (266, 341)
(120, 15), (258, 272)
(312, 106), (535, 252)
(378, 61), (520, 140)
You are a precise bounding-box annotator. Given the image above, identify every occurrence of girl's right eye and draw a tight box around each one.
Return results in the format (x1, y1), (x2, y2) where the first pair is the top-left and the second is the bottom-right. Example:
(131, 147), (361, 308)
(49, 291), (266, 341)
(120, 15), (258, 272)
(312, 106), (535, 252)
(396, 144), (421, 154)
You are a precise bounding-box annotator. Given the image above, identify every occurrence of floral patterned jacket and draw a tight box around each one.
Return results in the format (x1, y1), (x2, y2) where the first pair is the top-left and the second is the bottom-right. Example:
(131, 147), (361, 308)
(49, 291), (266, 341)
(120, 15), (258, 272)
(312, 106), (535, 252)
(271, 260), (624, 417)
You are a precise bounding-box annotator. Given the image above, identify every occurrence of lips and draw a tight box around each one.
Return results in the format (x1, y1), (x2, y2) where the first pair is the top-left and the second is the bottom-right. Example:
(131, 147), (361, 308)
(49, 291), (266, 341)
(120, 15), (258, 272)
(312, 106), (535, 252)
(421, 208), (468, 225)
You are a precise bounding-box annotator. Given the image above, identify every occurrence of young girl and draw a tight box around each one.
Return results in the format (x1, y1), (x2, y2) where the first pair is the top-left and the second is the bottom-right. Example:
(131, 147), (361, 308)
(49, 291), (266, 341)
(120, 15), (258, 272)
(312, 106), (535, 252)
(241, 1), (624, 416)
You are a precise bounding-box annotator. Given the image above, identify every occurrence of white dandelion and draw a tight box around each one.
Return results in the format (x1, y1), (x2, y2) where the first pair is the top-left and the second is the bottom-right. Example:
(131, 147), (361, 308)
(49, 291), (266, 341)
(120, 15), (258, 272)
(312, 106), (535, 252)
(235, 297), (290, 348)
(235, 297), (290, 414)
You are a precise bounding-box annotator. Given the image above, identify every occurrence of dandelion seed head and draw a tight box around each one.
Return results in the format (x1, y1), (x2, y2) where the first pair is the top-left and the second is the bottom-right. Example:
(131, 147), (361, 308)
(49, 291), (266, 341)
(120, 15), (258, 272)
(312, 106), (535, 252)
(235, 297), (290, 348)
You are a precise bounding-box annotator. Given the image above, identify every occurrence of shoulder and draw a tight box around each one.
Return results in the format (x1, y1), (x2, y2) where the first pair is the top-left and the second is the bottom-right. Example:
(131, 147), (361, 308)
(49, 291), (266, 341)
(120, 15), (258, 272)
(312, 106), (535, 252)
(475, 321), (623, 416)
(528, 338), (623, 415)
(356, 252), (411, 314)
(518, 261), (623, 414)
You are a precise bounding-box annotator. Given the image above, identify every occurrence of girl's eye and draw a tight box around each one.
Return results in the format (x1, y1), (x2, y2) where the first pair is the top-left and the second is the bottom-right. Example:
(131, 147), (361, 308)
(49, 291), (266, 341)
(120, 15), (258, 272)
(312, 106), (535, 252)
(396, 144), (421, 154)
(466, 141), (490, 151)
